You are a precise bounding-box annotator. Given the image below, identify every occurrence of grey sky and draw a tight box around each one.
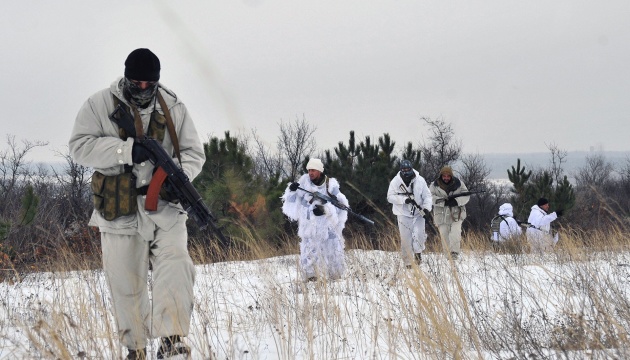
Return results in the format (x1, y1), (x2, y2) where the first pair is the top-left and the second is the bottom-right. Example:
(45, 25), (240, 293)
(2, 1), (629, 163)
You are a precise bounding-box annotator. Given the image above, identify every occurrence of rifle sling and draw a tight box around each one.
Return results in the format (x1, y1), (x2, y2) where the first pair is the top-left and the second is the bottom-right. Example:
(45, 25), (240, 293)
(131, 106), (144, 138)
(157, 92), (181, 165)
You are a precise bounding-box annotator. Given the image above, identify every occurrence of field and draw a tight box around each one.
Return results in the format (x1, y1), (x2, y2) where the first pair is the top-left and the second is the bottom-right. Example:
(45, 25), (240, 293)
(2, 230), (630, 359)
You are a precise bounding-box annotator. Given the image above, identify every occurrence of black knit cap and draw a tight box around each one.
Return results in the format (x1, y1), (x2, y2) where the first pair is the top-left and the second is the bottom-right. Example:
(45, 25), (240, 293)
(124, 48), (160, 81)
(537, 198), (549, 206)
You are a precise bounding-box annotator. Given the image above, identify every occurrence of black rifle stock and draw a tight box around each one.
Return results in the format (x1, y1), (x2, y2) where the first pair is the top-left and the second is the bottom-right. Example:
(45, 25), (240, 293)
(436, 190), (486, 203)
(297, 186), (374, 225)
(109, 104), (228, 244)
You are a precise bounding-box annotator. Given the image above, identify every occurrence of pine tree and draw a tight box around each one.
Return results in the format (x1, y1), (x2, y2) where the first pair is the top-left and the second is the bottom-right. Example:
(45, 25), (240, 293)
(507, 159), (532, 218)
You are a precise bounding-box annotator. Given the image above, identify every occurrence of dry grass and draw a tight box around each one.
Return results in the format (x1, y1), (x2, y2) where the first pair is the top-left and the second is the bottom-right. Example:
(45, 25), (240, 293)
(2, 224), (630, 359)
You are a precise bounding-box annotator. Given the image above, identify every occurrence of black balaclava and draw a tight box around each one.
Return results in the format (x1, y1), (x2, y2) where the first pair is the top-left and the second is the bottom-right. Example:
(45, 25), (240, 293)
(123, 48), (160, 108)
(123, 78), (158, 108)
(400, 159), (416, 185)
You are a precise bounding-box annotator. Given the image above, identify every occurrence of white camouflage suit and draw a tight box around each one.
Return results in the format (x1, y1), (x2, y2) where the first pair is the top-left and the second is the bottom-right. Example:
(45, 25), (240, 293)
(526, 205), (559, 252)
(282, 174), (349, 280)
(386, 170), (432, 266)
(69, 78), (205, 350)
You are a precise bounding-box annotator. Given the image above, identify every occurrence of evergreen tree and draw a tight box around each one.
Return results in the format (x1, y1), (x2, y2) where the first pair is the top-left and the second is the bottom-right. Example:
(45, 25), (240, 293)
(194, 132), (285, 246)
(507, 159), (532, 218)
(507, 159), (575, 219)
(400, 142), (421, 170)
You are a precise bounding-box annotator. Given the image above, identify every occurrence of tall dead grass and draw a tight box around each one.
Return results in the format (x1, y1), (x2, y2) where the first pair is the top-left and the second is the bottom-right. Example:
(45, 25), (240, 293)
(2, 224), (630, 359)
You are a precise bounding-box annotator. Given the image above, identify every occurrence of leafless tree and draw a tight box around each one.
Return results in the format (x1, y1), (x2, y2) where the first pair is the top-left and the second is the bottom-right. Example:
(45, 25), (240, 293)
(418, 117), (462, 181)
(0, 135), (48, 211)
(250, 129), (282, 182)
(458, 153), (499, 230)
(277, 115), (317, 180)
(546, 142), (568, 185)
(51, 149), (93, 225)
(574, 153), (615, 189)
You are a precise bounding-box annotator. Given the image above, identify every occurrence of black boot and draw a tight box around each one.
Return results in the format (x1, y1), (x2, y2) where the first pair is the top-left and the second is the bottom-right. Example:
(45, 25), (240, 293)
(157, 335), (190, 359)
(414, 253), (422, 264)
(126, 348), (146, 359)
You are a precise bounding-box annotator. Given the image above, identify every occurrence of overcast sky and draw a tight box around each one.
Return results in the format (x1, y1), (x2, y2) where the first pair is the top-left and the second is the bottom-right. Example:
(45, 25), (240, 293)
(2, 1), (629, 163)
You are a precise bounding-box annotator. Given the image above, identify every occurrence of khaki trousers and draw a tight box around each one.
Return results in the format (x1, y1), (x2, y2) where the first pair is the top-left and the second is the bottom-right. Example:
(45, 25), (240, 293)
(101, 216), (195, 350)
(437, 220), (463, 254)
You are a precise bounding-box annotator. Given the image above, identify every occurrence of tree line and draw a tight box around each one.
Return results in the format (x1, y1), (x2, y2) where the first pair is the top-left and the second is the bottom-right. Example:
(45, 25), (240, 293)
(1, 117), (629, 268)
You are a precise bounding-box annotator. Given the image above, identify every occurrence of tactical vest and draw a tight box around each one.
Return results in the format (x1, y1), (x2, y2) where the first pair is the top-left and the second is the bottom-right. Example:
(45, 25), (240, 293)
(91, 94), (173, 221)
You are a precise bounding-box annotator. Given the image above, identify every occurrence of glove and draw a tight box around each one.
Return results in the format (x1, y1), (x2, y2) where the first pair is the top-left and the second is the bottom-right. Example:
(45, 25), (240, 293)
(555, 209), (564, 217)
(444, 197), (458, 207)
(404, 198), (414, 204)
(313, 205), (325, 216)
(159, 181), (179, 203)
(131, 142), (151, 164)
(422, 209), (433, 221)
(289, 182), (299, 192)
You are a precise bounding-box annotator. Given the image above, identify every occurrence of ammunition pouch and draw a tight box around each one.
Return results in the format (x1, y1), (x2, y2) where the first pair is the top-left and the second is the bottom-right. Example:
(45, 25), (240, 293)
(91, 171), (138, 221)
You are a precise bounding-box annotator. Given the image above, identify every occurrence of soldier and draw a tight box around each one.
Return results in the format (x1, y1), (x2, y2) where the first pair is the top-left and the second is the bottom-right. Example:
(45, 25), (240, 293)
(69, 49), (204, 359)
(429, 166), (470, 260)
(386, 160), (432, 268)
(282, 159), (349, 282)
(526, 198), (563, 252)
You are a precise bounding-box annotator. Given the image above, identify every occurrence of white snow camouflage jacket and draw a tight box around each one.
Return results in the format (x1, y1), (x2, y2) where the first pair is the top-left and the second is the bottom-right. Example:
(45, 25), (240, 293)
(281, 174), (349, 240)
(386, 170), (432, 218)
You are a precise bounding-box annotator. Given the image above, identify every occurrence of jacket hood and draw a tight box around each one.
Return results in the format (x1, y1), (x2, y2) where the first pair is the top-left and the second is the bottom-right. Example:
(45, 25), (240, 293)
(531, 204), (546, 213)
(498, 203), (513, 216)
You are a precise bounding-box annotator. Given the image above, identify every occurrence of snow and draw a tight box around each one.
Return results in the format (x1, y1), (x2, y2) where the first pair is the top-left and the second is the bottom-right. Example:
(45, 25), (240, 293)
(2, 249), (630, 359)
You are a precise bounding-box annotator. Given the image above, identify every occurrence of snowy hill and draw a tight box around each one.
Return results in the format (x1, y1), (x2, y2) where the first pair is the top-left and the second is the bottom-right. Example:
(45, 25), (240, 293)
(2, 248), (629, 359)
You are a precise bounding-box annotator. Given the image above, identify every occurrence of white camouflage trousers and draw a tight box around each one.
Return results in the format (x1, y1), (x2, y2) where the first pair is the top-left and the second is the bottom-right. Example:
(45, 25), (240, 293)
(397, 215), (426, 266)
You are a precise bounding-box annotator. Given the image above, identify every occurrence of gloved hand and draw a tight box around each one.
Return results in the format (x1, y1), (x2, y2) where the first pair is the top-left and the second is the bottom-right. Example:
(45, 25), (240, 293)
(313, 205), (325, 216)
(159, 181), (179, 203)
(444, 197), (458, 207)
(132, 142), (151, 164)
(404, 198), (414, 204)
(422, 209), (433, 221)
(555, 209), (564, 217)
(289, 182), (299, 192)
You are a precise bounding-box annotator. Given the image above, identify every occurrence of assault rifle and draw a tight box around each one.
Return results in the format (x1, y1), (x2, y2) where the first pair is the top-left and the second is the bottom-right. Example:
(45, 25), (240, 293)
(435, 190), (486, 203)
(296, 186), (375, 225)
(396, 186), (441, 241)
(109, 104), (228, 244)
(396, 185), (432, 220)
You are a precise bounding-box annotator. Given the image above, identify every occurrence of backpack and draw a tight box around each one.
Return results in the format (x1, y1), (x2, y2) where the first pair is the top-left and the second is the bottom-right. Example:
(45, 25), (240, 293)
(490, 215), (509, 241)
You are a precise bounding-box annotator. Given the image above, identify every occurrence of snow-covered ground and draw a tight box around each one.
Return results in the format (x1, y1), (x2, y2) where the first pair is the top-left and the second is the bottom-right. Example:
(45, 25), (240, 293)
(2, 249), (629, 359)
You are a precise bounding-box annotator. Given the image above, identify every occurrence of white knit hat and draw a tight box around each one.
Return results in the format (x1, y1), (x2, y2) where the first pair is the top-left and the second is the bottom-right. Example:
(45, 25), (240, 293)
(306, 158), (324, 172)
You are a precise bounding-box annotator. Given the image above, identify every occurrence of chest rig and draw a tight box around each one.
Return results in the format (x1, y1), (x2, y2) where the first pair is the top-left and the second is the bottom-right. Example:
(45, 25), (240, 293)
(90, 92), (180, 221)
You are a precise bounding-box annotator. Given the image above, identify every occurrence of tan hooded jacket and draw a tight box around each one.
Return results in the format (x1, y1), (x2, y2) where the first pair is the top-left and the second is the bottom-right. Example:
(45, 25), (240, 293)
(69, 78), (205, 240)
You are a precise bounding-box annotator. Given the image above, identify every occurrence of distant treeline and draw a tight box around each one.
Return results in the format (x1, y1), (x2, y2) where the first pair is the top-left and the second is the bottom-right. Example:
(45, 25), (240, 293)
(1, 118), (629, 269)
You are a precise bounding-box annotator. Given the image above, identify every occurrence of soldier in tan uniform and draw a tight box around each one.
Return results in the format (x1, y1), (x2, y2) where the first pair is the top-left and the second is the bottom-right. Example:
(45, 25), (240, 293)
(69, 48), (205, 359)
(429, 166), (470, 260)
